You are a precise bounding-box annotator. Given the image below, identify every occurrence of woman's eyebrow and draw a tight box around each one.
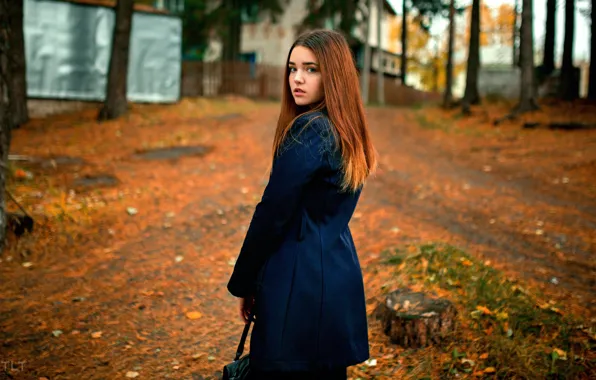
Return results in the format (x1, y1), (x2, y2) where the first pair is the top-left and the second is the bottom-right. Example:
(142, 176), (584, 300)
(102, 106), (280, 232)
(288, 61), (319, 66)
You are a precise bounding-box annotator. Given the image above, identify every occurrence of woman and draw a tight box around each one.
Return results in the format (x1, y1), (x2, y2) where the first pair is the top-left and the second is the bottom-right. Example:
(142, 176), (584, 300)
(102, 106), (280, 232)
(227, 29), (377, 380)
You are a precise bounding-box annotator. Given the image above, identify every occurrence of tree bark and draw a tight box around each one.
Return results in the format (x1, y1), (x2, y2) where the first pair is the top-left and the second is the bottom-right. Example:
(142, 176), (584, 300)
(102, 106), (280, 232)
(7, 0), (28, 129)
(400, 0), (407, 86)
(0, 0), (13, 252)
(588, 0), (595, 99)
(542, 0), (556, 76)
(360, 0), (372, 104)
(558, 0), (576, 100)
(515, 0), (539, 112)
(443, 0), (455, 108)
(376, 0), (384, 105)
(222, 0), (241, 62)
(338, 0), (357, 38)
(513, 0), (519, 67)
(98, 0), (134, 121)
(462, 0), (481, 114)
(374, 289), (457, 348)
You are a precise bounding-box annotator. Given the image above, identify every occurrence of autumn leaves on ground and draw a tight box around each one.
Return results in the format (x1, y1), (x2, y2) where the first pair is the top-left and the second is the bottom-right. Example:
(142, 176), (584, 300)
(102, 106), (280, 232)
(2, 97), (595, 379)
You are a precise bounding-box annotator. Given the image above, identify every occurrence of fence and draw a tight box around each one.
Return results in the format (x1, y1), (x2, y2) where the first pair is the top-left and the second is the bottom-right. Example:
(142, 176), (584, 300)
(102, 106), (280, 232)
(182, 61), (285, 99)
(182, 61), (440, 106)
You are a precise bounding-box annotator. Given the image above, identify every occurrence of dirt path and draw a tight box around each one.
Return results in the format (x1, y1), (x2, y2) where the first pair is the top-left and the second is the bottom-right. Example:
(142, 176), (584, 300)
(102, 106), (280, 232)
(357, 108), (595, 314)
(1, 101), (594, 379)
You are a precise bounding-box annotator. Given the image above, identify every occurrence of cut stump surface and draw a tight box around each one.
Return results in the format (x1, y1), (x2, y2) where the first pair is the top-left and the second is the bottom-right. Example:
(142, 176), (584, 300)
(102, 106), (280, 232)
(375, 288), (457, 348)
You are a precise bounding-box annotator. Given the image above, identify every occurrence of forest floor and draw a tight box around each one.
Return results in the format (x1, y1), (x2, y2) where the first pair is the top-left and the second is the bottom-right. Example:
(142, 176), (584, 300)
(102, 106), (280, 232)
(1, 96), (595, 379)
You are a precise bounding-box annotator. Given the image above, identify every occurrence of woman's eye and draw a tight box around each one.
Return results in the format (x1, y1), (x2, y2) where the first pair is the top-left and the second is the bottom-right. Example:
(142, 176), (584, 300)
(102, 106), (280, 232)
(307, 67), (317, 73)
(289, 67), (296, 72)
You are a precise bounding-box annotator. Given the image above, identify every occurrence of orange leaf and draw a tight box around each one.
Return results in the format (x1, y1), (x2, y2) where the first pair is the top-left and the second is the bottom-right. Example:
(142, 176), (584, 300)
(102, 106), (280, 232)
(484, 367), (496, 373)
(479, 353), (489, 360)
(476, 305), (492, 315)
(14, 169), (27, 179)
(186, 311), (202, 320)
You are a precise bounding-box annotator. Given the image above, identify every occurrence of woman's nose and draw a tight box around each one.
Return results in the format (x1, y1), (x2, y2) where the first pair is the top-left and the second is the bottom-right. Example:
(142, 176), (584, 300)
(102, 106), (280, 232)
(294, 70), (304, 83)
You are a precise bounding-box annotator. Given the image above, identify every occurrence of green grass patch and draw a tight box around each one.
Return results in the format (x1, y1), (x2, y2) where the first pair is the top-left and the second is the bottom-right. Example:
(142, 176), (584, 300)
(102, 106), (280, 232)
(381, 243), (595, 379)
(415, 113), (449, 131)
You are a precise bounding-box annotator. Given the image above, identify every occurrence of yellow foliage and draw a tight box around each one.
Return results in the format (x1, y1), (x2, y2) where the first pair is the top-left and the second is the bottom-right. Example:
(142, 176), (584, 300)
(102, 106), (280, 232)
(463, 2), (516, 47)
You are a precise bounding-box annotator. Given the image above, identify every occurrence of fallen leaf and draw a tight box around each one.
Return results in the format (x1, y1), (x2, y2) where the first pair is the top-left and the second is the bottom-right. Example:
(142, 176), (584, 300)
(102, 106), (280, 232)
(91, 331), (102, 338)
(125, 371), (139, 378)
(553, 348), (567, 360)
(461, 259), (473, 267)
(484, 367), (496, 373)
(479, 353), (489, 360)
(476, 305), (492, 315)
(186, 311), (202, 320)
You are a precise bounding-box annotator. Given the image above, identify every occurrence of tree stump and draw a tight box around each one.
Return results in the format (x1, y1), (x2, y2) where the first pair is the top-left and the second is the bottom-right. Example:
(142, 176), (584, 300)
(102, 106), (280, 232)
(375, 288), (457, 348)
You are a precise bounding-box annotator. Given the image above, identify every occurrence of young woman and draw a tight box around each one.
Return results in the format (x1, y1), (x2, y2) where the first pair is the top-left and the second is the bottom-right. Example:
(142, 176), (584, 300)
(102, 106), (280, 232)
(227, 29), (377, 380)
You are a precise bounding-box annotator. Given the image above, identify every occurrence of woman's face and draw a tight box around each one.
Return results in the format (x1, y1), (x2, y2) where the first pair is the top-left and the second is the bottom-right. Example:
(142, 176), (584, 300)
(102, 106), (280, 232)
(288, 46), (324, 106)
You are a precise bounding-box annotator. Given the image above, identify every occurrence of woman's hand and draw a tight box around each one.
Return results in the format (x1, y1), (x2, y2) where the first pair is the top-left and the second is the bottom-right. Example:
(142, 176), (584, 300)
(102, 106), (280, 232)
(239, 295), (255, 324)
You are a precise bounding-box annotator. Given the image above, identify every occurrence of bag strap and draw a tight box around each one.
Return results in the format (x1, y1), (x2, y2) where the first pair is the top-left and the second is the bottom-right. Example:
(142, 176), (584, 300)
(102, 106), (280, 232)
(234, 313), (254, 361)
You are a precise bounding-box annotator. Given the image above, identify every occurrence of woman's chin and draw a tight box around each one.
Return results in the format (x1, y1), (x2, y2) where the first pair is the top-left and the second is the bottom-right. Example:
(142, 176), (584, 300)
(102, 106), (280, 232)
(293, 97), (311, 106)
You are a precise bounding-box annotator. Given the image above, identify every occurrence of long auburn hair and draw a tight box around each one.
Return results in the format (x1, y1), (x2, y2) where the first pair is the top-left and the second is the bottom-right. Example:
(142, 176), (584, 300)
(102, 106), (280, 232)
(272, 29), (377, 192)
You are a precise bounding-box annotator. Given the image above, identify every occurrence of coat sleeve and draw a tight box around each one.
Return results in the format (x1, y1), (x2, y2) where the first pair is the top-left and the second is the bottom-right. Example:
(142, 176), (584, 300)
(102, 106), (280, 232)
(227, 114), (332, 298)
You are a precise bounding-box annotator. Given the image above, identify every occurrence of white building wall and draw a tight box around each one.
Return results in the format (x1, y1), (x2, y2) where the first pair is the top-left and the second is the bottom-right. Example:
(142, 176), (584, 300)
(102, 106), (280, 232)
(240, 0), (309, 65)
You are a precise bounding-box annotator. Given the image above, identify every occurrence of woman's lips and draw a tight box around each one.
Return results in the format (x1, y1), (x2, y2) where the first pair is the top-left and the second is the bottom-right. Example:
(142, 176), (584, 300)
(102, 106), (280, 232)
(294, 89), (306, 96)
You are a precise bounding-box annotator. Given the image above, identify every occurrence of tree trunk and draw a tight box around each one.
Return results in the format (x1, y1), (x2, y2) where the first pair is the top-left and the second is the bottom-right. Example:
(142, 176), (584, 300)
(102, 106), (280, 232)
(360, 0), (372, 104)
(7, 0), (28, 129)
(462, 0), (481, 114)
(513, 0), (519, 67)
(98, 0), (134, 121)
(400, 0), (407, 86)
(542, 0), (556, 75)
(515, 0), (539, 112)
(443, 0), (455, 108)
(588, 0), (595, 99)
(222, 0), (241, 62)
(339, 0), (357, 38)
(0, 0), (13, 252)
(374, 289), (457, 348)
(221, 0), (241, 95)
(558, 0), (576, 100)
(433, 39), (439, 92)
(376, 0), (384, 105)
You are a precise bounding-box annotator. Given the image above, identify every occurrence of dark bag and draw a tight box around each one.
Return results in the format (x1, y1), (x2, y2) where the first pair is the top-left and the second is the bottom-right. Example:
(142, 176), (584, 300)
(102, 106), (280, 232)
(222, 315), (253, 380)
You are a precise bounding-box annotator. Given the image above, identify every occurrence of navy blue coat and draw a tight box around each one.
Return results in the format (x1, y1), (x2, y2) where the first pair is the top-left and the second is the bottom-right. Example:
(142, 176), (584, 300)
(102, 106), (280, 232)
(227, 111), (369, 372)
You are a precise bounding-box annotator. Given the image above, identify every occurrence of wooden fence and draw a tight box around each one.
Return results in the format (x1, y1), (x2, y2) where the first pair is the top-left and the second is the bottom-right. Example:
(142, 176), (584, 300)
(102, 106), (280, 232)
(182, 61), (284, 99)
(181, 60), (440, 106)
